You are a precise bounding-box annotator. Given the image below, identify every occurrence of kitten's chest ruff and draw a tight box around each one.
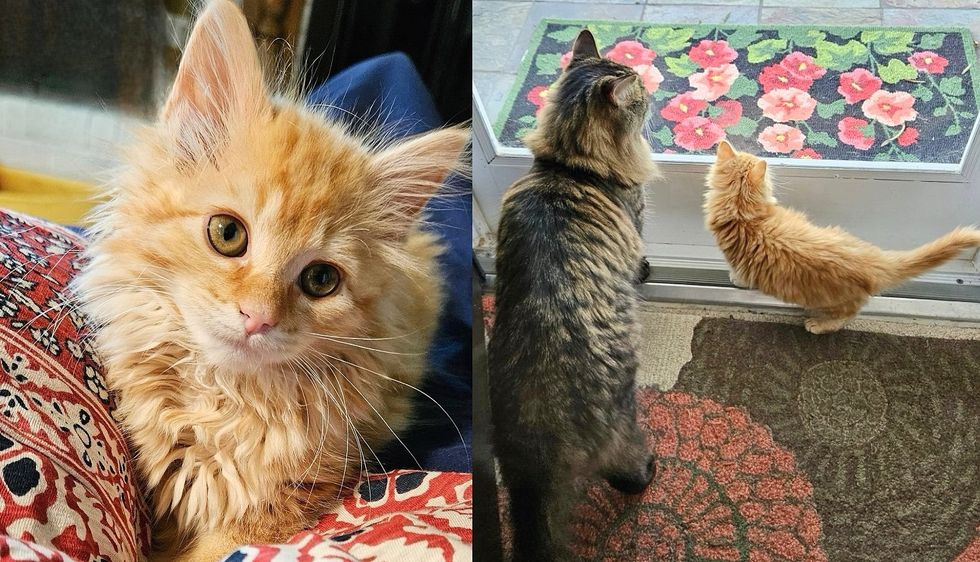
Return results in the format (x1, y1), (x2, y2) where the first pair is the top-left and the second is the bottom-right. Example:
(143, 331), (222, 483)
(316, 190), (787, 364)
(122, 369), (335, 531)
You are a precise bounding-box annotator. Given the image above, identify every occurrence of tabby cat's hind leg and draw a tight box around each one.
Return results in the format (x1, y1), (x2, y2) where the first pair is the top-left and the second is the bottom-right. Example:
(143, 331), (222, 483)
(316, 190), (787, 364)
(804, 300), (864, 334)
(505, 468), (570, 562)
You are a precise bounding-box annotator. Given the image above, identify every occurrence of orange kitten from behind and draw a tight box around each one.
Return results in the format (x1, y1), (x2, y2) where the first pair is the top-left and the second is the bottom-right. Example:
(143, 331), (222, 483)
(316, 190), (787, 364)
(73, 1), (468, 561)
(704, 141), (980, 334)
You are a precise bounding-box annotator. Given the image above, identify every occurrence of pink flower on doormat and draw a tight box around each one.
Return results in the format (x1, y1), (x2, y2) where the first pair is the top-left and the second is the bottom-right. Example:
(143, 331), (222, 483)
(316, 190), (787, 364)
(897, 126), (919, 147)
(792, 148), (823, 159)
(526, 85), (550, 116)
(758, 124), (805, 153)
(780, 52), (827, 81)
(559, 50), (574, 69)
(758, 88), (817, 122)
(635, 64), (665, 94)
(661, 92), (707, 122)
(838, 116), (876, 150)
(689, 39), (738, 68)
(673, 116), (726, 151)
(838, 68), (882, 104)
(571, 390), (828, 562)
(527, 85), (549, 107)
(908, 51), (949, 74)
(712, 100), (743, 128)
(690, 64), (739, 101)
(606, 40), (656, 67)
(759, 64), (813, 94)
(861, 90), (917, 127)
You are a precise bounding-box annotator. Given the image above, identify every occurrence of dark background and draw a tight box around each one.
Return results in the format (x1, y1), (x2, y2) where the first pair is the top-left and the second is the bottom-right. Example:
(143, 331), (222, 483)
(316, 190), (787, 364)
(0, 1), (164, 114)
(305, 0), (471, 124)
(0, 0), (470, 125)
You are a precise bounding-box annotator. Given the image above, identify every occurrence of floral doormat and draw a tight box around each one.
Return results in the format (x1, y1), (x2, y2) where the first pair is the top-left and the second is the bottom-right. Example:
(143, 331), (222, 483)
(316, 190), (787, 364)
(495, 21), (980, 164)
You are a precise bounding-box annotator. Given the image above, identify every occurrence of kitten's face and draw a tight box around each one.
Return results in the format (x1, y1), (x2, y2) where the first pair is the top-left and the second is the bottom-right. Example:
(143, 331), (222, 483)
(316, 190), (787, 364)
(88, 1), (466, 373)
(141, 112), (383, 370)
(547, 30), (650, 132)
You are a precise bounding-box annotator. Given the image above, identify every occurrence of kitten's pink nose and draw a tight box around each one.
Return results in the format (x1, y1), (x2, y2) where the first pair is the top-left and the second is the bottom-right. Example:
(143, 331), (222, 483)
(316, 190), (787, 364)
(240, 305), (277, 336)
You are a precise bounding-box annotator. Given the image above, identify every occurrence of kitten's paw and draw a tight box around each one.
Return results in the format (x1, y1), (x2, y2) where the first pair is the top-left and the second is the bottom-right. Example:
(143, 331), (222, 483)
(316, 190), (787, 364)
(728, 270), (751, 289)
(805, 317), (846, 334)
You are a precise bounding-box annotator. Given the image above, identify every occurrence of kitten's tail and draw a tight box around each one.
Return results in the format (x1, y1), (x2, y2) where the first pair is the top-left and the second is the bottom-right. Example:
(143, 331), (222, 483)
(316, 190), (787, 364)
(883, 227), (980, 285)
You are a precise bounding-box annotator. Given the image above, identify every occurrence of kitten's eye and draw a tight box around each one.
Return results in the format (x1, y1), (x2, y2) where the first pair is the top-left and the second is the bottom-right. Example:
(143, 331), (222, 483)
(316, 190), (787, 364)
(299, 263), (341, 298)
(207, 214), (248, 257)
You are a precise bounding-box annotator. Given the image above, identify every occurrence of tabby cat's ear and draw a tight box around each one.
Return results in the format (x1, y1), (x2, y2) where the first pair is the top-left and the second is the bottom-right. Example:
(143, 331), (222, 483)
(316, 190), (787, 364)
(571, 30), (601, 63)
(716, 141), (736, 162)
(749, 158), (768, 184)
(371, 127), (470, 230)
(161, 0), (268, 159)
(607, 75), (638, 107)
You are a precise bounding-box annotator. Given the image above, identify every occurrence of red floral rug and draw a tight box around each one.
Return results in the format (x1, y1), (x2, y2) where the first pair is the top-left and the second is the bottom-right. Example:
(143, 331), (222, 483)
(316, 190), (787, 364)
(573, 390), (826, 562)
(495, 21), (979, 164)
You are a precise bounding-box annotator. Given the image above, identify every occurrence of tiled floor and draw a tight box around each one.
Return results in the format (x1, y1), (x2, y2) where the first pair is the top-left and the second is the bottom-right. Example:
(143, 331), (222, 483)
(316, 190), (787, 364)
(473, 0), (980, 123)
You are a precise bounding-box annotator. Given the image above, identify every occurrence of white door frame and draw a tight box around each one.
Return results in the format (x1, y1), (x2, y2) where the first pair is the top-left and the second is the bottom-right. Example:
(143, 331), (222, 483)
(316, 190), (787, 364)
(473, 84), (980, 321)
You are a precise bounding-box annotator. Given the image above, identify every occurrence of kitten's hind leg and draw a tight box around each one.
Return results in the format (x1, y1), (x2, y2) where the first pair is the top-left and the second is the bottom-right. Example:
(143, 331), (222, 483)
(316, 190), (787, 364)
(804, 301), (863, 334)
(155, 513), (305, 562)
(602, 424), (655, 495)
(156, 532), (241, 562)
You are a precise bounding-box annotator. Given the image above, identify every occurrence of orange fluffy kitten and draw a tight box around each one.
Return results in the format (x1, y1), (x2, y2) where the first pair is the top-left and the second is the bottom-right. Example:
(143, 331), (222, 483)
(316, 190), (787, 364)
(73, 1), (467, 560)
(705, 141), (980, 334)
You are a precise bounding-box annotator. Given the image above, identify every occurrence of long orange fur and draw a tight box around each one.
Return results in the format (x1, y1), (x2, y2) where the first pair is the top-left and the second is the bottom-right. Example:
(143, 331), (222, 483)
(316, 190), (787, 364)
(704, 141), (980, 334)
(73, 2), (468, 560)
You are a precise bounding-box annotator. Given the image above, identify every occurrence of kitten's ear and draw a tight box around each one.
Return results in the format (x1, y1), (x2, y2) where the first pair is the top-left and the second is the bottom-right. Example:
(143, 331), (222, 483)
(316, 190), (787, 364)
(571, 30), (601, 63)
(371, 127), (470, 230)
(607, 75), (638, 107)
(161, 0), (268, 157)
(716, 141), (736, 162)
(749, 159), (768, 184)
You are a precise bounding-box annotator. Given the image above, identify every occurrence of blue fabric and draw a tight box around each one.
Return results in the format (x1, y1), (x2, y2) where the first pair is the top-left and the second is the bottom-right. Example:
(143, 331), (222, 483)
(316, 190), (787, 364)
(308, 53), (472, 473)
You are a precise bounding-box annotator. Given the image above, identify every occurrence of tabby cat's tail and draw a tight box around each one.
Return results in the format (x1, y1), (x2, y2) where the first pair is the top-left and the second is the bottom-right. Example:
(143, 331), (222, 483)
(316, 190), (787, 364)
(883, 227), (980, 286)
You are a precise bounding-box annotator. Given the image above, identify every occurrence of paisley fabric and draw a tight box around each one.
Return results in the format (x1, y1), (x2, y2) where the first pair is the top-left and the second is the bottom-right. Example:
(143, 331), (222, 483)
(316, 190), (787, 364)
(0, 470), (472, 562)
(223, 471), (472, 562)
(0, 209), (150, 562)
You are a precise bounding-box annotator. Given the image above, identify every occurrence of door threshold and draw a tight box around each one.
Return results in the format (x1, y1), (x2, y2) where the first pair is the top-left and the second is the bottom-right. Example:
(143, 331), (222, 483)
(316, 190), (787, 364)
(638, 283), (980, 324)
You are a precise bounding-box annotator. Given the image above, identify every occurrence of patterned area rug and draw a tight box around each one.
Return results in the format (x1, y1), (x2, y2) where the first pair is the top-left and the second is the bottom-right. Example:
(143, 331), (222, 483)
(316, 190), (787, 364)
(495, 21), (980, 164)
(671, 318), (980, 562)
(481, 296), (980, 561)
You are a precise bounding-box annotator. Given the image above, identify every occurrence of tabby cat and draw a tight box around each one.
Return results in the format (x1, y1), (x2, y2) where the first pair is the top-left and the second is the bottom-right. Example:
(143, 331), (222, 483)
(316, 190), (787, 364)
(488, 30), (659, 562)
(74, 2), (467, 560)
